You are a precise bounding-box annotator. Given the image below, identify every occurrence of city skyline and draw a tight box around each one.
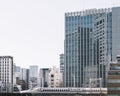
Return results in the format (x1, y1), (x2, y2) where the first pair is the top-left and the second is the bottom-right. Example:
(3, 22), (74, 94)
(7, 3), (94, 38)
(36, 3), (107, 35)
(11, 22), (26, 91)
(0, 0), (120, 68)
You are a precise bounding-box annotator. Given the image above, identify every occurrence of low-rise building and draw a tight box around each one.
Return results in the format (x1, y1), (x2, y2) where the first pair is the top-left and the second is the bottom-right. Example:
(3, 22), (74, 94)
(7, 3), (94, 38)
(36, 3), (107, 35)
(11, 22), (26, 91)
(108, 55), (120, 95)
(48, 66), (62, 87)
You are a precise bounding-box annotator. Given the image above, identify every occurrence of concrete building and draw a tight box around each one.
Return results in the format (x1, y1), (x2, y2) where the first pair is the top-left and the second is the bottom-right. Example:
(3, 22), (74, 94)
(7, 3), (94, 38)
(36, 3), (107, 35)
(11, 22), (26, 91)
(0, 56), (13, 92)
(39, 68), (50, 87)
(107, 55), (120, 95)
(29, 65), (38, 89)
(48, 66), (62, 88)
(64, 7), (120, 87)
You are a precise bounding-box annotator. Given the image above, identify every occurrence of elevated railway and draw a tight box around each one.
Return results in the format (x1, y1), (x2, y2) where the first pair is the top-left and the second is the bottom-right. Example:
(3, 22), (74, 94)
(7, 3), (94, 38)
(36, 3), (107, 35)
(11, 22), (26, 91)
(21, 87), (107, 96)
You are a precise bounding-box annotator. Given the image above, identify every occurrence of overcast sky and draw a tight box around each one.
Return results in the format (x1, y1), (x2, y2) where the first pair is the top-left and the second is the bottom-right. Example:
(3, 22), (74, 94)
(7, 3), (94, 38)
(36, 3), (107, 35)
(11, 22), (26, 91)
(0, 0), (120, 68)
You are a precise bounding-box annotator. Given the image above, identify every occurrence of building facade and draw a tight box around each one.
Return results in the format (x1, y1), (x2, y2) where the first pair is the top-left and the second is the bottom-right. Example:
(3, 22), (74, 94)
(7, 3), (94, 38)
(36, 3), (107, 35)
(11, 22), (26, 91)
(21, 68), (29, 90)
(48, 66), (62, 88)
(64, 7), (120, 87)
(15, 65), (21, 78)
(29, 65), (38, 89)
(60, 54), (64, 75)
(39, 68), (50, 87)
(60, 54), (64, 86)
(107, 55), (120, 95)
(0, 56), (13, 92)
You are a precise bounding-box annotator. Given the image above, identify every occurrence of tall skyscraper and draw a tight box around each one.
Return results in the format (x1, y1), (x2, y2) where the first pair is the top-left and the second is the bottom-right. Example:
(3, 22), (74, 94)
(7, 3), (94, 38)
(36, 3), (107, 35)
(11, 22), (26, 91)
(64, 7), (120, 87)
(0, 56), (13, 92)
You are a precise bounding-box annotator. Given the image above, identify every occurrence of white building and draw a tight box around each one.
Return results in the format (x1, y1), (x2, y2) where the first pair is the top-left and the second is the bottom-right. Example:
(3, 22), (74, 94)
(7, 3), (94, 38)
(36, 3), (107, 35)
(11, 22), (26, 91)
(48, 66), (62, 88)
(0, 56), (13, 92)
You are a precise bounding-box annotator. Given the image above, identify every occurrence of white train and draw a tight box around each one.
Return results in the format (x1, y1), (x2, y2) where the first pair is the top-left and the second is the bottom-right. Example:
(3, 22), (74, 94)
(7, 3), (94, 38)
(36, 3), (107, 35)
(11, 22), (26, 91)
(21, 87), (107, 94)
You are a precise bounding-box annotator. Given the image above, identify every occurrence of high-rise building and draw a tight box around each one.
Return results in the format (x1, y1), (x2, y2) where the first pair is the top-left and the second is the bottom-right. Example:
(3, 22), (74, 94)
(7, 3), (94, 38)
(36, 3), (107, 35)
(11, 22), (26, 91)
(0, 56), (13, 92)
(21, 68), (29, 90)
(14, 65), (21, 79)
(39, 68), (50, 87)
(14, 66), (29, 90)
(29, 65), (38, 78)
(29, 65), (38, 89)
(15, 66), (21, 73)
(64, 7), (120, 87)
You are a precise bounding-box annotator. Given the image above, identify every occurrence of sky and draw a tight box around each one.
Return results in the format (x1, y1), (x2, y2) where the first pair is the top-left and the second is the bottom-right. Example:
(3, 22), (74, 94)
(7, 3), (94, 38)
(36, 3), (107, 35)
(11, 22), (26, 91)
(0, 0), (120, 68)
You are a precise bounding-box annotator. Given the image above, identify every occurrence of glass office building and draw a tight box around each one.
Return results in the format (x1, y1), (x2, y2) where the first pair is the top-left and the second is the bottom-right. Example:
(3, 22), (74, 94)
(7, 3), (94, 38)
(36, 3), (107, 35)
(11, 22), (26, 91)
(64, 7), (120, 87)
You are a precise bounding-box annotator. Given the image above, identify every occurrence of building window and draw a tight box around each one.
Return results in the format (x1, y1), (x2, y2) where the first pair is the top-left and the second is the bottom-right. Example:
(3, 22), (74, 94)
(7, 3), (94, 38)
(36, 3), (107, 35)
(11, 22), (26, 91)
(51, 74), (54, 77)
